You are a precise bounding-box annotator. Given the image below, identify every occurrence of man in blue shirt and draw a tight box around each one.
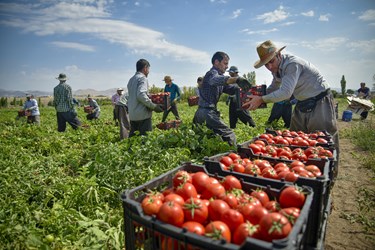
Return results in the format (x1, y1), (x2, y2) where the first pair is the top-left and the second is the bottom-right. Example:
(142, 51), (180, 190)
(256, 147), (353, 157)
(53, 73), (81, 132)
(193, 51), (251, 146)
(161, 75), (181, 122)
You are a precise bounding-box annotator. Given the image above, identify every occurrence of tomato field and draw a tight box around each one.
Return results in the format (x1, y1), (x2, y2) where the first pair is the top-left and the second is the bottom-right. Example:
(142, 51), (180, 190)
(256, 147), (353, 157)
(0, 101), (271, 249)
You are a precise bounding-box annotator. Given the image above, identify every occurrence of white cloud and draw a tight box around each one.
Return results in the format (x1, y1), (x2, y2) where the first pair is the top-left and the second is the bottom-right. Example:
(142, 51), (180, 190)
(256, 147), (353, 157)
(347, 39), (375, 54)
(319, 14), (330, 22)
(299, 37), (348, 51)
(256, 6), (289, 24)
(231, 9), (243, 19)
(359, 9), (375, 21)
(241, 28), (278, 35)
(280, 21), (295, 26)
(0, 1), (210, 64)
(51, 41), (95, 52)
(301, 10), (314, 17)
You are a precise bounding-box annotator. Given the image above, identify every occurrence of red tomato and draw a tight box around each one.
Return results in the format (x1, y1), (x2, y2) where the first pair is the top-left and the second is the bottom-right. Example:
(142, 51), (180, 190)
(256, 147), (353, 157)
(264, 200), (281, 212)
(280, 207), (300, 225)
(141, 196), (163, 216)
(319, 149), (333, 158)
(191, 171), (210, 193)
(145, 191), (165, 201)
(175, 182), (198, 201)
(228, 152), (241, 161)
(237, 202), (256, 221)
(207, 199), (230, 221)
(181, 221), (205, 235)
(220, 156), (233, 167)
(244, 163), (261, 176)
(254, 140), (266, 147)
(164, 193), (185, 207)
(277, 170), (290, 180)
(290, 160), (305, 168)
(250, 189), (270, 207)
(279, 186), (306, 209)
(221, 208), (245, 233)
(183, 198), (208, 224)
(253, 159), (272, 171)
(231, 163), (245, 173)
(274, 162), (290, 174)
(157, 201), (184, 227)
(222, 193), (239, 209)
(238, 193), (262, 207)
(205, 221), (231, 242)
(221, 175), (242, 191)
(200, 182), (226, 200)
(261, 168), (278, 179)
(259, 212), (292, 241)
(173, 170), (192, 188)
(232, 221), (261, 245)
(265, 145), (278, 157)
(249, 143), (262, 154)
(246, 206), (269, 225)
(317, 138), (328, 144)
(304, 164), (322, 177)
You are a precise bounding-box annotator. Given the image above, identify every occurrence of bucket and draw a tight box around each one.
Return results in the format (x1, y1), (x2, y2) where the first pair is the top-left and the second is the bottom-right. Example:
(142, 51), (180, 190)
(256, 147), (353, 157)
(342, 110), (352, 122)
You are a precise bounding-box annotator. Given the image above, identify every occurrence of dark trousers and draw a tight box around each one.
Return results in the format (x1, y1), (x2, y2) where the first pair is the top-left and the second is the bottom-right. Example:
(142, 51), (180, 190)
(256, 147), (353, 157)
(229, 100), (256, 129)
(267, 102), (292, 128)
(86, 111), (100, 120)
(57, 111), (81, 132)
(360, 110), (368, 119)
(129, 118), (152, 137)
(193, 107), (236, 146)
(27, 115), (40, 125)
(162, 103), (180, 122)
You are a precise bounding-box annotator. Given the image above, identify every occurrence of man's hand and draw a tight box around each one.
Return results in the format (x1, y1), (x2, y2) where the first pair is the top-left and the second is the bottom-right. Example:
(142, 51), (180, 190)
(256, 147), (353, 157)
(153, 105), (163, 113)
(242, 95), (264, 110)
(236, 77), (252, 92)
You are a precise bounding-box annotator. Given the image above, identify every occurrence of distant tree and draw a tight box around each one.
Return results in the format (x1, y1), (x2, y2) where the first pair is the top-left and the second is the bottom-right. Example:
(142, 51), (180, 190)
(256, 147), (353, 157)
(38, 97), (43, 107)
(340, 75), (346, 96)
(243, 71), (256, 86)
(149, 84), (163, 94)
(0, 97), (8, 108)
(331, 90), (338, 98)
(346, 89), (354, 95)
(10, 97), (16, 106)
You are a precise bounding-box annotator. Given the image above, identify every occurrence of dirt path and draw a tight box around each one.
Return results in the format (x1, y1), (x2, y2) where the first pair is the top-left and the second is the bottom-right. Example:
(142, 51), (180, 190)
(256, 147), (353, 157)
(324, 117), (375, 250)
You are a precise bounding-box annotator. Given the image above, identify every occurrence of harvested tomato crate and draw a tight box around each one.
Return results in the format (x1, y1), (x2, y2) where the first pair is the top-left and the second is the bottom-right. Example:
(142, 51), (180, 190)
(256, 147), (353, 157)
(150, 93), (171, 110)
(121, 162), (313, 250)
(84, 106), (93, 113)
(18, 110), (31, 117)
(204, 150), (331, 249)
(188, 96), (199, 106)
(235, 85), (267, 110)
(156, 120), (182, 130)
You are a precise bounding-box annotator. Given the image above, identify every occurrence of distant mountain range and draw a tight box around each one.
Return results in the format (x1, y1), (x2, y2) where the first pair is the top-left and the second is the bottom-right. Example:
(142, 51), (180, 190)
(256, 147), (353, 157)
(0, 88), (125, 97)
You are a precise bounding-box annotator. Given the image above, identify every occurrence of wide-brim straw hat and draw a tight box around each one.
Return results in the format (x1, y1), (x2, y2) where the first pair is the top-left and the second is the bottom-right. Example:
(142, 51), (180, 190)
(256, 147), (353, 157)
(56, 73), (68, 81)
(254, 40), (286, 69)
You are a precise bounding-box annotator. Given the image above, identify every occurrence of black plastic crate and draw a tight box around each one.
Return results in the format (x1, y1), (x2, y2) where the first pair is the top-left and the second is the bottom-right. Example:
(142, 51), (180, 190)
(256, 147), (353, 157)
(149, 93), (171, 110)
(204, 152), (331, 249)
(121, 162), (313, 250)
(235, 85), (267, 110)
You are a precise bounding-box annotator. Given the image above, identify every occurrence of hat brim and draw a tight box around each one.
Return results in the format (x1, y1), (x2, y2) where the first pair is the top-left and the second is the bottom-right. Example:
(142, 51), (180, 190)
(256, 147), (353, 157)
(56, 77), (67, 80)
(254, 46), (286, 69)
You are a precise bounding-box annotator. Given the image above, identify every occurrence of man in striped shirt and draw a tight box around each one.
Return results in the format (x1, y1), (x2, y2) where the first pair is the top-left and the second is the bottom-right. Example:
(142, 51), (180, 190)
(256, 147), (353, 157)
(53, 73), (81, 132)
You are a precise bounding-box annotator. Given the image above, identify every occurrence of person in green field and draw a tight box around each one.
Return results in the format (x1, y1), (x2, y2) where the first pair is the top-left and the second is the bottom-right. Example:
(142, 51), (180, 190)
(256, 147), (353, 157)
(161, 75), (181, 122)
(23, 94), (40, 125)
(86, 95), (100, 120)
(53, 73), (81, 132)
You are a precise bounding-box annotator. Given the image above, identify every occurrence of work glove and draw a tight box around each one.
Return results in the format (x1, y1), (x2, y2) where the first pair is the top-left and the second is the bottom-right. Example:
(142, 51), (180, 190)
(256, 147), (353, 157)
(236, 77), (252, 92)
(153, 105), (164, 113)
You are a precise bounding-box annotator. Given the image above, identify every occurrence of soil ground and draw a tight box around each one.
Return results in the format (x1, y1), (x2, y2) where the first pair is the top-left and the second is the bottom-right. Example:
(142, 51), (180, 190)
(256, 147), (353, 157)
(324, 113), (375, 250)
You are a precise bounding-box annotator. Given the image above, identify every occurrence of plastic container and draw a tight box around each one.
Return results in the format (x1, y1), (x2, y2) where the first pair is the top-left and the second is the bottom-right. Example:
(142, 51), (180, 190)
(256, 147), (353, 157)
(342, 110), (352, 122)
(188, 96), (199, 106)
(204, 152), (331, 249)
(121, 162), (313, 250)
(156, 120), (182, 130)
(235, 85), (267, 110)
(149, 93), (171, 110)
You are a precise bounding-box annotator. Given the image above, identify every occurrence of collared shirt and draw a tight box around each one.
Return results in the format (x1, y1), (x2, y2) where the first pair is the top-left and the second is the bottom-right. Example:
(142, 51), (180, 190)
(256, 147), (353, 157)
(88, 99), (100, 112)
(198, 66), (237, 108)
(263, 54), (329, 103)
(117, 93), (128, 107)
(23, 99), (40, 116)
(127, 71), (156, 121)
(53, 82), (74, 112)
(111, 93), (121, 106)
(164, 83), (181, 102)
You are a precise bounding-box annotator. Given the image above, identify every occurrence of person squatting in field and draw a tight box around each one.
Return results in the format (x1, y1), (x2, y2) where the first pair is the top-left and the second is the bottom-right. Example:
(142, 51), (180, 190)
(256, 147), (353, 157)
(357, 82), (371, 120)
(244, 40), (339, 177)
(193, 51), (252, 146)
(161, 75), (181, 122)
(226, 66), (256, 129)
(86, 95), (100, 120)
(23, 94), (40, 125)
(127, 59), (163, 137)
(53, 73), (81, 132)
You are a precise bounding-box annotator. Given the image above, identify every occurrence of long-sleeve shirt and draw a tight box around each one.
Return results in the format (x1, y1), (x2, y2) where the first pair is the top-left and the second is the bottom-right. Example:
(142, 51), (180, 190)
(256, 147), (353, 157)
(88, 99), (100, 113)
(164, 83), (181, 102)
(117, 94), (128, 107)
(127, 72), (157, 121)
(262, 54), (329, 103)
(358, 87), (370, 99)
(198, 66), (237, 108)
(53, 82), (74, 112)
(23, 99), (40, 116)
(111, 93), (121, 106)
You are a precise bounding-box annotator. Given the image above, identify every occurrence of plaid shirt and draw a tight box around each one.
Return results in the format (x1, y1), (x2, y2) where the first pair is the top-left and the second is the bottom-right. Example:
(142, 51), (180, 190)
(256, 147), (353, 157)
(53, 82), (74, 112)
(198, 66), (237, 108)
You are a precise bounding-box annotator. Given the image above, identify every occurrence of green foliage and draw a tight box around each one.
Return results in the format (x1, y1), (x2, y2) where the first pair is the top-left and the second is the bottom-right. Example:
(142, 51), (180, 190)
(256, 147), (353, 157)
(242, 71), (256, 85)
(149, 84), (164, 94)
(0, 97), (8, 107)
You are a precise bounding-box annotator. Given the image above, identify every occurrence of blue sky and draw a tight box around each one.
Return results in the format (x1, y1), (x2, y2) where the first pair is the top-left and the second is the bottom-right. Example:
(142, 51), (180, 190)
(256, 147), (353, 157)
(0, 0), (374, 93)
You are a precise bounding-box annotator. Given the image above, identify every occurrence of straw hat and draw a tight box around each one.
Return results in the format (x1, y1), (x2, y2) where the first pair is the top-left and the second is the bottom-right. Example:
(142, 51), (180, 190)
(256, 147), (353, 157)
(254, 40), (286, 69)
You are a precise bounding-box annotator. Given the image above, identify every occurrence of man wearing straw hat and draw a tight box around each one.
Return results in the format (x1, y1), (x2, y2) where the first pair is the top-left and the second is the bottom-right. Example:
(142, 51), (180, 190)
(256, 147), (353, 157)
(53, 73), (81, 132)
(244, 40), (339, 176)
